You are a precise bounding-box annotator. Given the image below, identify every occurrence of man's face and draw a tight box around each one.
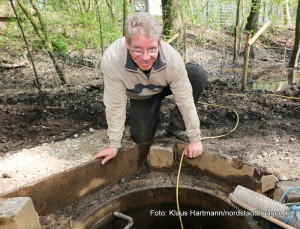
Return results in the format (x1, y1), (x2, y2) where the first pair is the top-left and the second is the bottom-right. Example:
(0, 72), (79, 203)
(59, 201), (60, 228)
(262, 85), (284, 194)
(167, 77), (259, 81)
(126, 35), (159, 71)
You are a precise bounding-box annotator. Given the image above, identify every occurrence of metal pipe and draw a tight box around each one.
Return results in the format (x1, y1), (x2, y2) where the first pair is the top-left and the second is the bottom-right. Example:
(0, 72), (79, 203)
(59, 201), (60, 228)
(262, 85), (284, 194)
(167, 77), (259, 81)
(113, 211), (134, 229)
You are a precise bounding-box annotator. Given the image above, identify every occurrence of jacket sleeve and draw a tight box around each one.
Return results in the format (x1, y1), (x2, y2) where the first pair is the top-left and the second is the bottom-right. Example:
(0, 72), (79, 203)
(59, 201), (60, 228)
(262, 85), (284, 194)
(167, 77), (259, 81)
(168, 64), (201, 143)
(102, 63), (127, 148)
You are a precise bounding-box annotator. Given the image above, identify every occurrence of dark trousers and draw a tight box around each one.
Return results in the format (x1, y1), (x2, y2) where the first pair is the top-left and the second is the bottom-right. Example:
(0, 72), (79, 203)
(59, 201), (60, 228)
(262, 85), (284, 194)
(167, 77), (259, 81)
(129, 63), (208, 143)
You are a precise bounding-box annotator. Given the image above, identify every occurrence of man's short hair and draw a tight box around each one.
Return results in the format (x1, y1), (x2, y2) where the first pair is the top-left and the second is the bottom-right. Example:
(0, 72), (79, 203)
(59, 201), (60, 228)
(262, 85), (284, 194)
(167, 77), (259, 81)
(124, 12), (163, 43)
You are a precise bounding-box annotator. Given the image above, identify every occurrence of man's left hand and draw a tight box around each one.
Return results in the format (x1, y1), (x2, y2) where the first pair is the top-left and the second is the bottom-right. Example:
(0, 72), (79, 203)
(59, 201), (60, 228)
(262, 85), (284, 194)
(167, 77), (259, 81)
(185, 141), (203, 158)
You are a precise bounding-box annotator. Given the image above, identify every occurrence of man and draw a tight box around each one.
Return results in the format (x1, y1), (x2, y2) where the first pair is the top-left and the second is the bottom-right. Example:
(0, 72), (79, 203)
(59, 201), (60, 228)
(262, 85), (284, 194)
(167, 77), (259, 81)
(94, 12), (207, 165)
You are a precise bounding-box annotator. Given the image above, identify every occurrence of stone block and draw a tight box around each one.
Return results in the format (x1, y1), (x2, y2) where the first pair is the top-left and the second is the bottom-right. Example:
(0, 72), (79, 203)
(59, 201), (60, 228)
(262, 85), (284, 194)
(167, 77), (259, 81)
(174, 144), (255, 187)
(273, 181), (300, 204)
(0, 197), (40, 229)
(261, 175), (278, 192)
(147, 143), (174, 170)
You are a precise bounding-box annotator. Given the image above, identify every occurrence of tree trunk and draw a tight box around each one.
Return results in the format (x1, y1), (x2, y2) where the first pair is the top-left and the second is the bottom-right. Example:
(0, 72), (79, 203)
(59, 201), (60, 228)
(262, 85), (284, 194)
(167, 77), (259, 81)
(82, 0), (92, 12)
(245, 0), (261, 59)
(238, 0), (245, 53)
(219, 4), (226, 25)
(162, 0), (186, 60)
(9, 0), (41, 91)
(233, 0), (241, 63)
(76, 0), (84, 14)
(123, 0), (128, 36)
(106, 0), (117, 21)
(162, 0), (171, 38)
(262, 0), (266, 22)
(94, 0), (104, 54)
(288, 0), (300, 68)
(283, 0), (292, 26)
(188, 0), (194, 23)
(245, 0), (260, 31)
(201, 0), (210, 20)
(16, 0), (68, 84)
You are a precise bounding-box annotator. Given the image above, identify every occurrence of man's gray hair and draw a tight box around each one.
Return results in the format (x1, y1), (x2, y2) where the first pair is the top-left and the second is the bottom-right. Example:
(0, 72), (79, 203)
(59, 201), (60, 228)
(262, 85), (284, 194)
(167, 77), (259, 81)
(125, 12), (163, 43)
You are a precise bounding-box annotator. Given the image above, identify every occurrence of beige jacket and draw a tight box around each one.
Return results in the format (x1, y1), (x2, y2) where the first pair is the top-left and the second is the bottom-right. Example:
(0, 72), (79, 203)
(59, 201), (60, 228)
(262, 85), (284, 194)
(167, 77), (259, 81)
(102, 37), (201, 148)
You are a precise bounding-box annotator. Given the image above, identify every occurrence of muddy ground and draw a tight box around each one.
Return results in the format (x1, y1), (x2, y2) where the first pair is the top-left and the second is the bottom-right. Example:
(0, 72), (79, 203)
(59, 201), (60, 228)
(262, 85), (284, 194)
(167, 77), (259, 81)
(0, 27), (299, 196)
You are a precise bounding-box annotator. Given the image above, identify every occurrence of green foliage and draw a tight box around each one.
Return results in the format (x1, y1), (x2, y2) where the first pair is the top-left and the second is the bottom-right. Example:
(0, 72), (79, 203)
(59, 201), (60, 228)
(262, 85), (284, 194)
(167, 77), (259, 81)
(32, 40), (44, 51)
(43, 1), (123, 52)
(0, 0), (125, 58)
(2, 20), (26, 55)
(1, 0), (299, 62)
(74, 41), (85, 51)
(51, 35), (68, 55)
(195, 33), (211, 46)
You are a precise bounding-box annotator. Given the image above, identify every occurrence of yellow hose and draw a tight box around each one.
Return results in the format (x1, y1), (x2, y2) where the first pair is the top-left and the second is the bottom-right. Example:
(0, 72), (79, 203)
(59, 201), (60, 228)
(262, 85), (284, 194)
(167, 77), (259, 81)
(176, 101), (240, 229)
(176, 148), (186, 229)
(226, 92), (300, 100)
(263, 94), (300, 100)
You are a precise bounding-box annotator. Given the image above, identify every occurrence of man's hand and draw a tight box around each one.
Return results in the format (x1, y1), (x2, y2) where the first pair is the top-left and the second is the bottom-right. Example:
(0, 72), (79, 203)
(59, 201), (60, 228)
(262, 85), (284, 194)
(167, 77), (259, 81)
(94, 147), (118, 165)
(185, 141), (203, 158)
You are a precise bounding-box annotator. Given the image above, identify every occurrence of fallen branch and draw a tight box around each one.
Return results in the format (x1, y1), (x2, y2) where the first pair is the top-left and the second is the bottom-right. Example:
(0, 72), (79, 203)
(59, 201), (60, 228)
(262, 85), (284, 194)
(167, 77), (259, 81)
(0, 60), (29, 69)
(265, 47), (293, 51)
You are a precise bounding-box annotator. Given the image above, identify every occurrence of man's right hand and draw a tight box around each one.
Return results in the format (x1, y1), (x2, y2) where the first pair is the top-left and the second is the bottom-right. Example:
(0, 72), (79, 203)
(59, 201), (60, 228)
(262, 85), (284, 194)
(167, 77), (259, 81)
(93, 147), (118, 165)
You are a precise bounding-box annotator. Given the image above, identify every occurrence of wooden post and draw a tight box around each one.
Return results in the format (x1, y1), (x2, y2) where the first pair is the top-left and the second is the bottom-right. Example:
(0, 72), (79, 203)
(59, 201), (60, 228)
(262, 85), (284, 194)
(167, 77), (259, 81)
(241, 20), (272, 91)
(167, 33), (179, 44)
(248, 20), (272, 46)
(242, 32), (251, 91)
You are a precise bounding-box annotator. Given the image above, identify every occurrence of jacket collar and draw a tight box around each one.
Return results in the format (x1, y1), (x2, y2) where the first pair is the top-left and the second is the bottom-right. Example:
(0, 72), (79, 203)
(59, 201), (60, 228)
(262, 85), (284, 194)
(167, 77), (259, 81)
(124, 50), (167, 72)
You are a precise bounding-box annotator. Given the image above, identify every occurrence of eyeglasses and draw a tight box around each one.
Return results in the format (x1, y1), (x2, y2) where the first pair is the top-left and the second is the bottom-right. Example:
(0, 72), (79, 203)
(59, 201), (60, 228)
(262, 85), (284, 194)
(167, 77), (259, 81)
(130, 47), (158, 57)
